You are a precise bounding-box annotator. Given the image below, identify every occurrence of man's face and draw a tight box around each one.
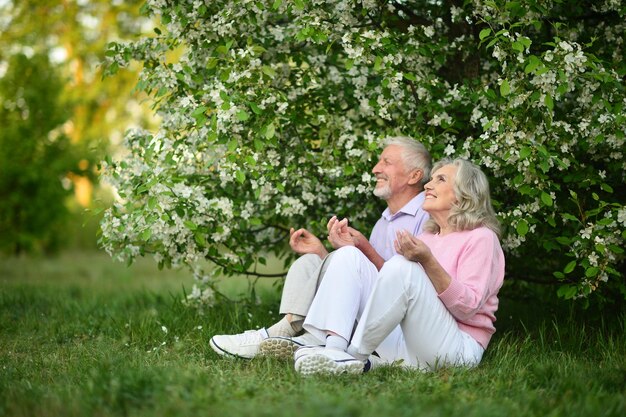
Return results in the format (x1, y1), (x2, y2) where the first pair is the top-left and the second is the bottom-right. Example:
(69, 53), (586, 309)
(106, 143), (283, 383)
(371, 145), (410, 200)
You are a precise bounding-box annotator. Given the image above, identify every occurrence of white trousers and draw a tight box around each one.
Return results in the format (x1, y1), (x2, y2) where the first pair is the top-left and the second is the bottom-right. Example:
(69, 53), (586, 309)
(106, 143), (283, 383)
(305, 248), (484, 370)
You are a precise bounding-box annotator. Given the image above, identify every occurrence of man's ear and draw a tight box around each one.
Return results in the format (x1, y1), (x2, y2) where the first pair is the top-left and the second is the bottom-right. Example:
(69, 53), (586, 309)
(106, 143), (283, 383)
(408, 169), (423, 186)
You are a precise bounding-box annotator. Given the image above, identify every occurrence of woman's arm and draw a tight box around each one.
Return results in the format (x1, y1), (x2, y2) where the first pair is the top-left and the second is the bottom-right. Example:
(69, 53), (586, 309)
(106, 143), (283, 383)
(394, 230), (451, 293)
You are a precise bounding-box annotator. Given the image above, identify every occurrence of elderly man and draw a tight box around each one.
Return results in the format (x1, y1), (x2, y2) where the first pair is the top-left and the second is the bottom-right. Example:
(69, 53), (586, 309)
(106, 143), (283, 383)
(209, 136), (432, 358)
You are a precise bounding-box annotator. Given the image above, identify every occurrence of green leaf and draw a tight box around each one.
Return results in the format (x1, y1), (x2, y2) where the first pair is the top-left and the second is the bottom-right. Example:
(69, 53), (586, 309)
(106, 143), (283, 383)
(479, 28), (491, 40)
(519, 146), (531, 159)
(500, 79), (510, 97)
(585, 267), (599, 278)
(192, 106), (208, 116)
(184, 220), (198, 231)
(557, 284), (577, 299)
(141, 228), (152, 240)
(262, 65), (276, 78)
(544, 93), (554, 110)
(374, 56), (383, 71)
(516, 219), (529, 236)
(600, 183), (613, 193)
(272, 0), (282, 9)
(236, 110), (250, 121)
(541, 191), (553, 207)
(236, 171), (246, 184)
(519, 36), (532, 49)
(512, 41), (524, 52)
(249, 102), (262, 115)
(194, 231), (205, 247)
(265, 123), (275, 139)
(564, 260), (576, 274)
(524, 55), (541, 73)
(403, 72), (417, 81)
(254, 138), (265, 151)
(555, 236), (571, 245)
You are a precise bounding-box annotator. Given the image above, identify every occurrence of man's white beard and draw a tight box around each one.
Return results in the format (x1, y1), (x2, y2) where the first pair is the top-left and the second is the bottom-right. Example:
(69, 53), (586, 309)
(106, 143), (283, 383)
(373, 184), (391, 200)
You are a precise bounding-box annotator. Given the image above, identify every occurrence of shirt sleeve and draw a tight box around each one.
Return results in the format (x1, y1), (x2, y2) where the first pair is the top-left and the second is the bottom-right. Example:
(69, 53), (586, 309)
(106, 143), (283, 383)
(437, 230), (503, 321)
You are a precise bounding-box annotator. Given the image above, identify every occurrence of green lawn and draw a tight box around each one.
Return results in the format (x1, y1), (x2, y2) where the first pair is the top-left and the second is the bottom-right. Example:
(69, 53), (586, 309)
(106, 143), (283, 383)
(0, 251), (624, 417)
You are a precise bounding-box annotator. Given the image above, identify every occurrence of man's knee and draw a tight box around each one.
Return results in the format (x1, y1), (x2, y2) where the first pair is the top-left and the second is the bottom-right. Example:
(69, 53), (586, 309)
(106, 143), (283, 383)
(334, 245), (364, 261)
(292, 253), (323, 269)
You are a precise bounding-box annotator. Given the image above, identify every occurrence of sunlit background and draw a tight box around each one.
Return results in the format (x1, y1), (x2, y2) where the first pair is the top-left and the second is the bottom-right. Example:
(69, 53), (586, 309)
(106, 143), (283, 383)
(0, 0), (158, 254)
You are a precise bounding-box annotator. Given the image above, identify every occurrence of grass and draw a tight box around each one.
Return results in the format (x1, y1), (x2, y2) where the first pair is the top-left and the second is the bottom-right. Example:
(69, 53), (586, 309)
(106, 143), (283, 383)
(0, 251), (624, 417)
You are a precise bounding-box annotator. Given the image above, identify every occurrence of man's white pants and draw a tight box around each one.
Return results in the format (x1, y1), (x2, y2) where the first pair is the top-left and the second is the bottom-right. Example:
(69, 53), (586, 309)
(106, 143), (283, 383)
(304, 247), (484, 370)
(279, 253), (333, 317)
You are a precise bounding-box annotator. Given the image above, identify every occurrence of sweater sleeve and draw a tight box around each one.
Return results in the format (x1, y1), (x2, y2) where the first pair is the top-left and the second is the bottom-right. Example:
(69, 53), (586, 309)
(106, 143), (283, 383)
(437, 229), (502, 321)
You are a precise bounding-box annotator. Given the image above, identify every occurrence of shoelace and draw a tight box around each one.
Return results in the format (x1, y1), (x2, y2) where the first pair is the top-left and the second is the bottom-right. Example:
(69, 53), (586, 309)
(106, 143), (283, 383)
(237, 330), (263, 344)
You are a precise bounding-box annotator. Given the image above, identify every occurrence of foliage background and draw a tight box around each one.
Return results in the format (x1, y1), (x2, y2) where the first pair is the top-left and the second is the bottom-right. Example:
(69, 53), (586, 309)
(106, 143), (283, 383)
(100, 0), (625, 307)
(0, 0), (153, 254)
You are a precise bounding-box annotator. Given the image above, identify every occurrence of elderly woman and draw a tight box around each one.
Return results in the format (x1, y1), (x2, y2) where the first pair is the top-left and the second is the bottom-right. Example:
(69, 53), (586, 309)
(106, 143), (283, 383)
(295, 158), (505, 374)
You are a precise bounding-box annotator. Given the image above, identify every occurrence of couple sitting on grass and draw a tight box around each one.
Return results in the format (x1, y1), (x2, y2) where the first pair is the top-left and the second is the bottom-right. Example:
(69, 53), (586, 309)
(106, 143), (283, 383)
(210, 136), (505, 375)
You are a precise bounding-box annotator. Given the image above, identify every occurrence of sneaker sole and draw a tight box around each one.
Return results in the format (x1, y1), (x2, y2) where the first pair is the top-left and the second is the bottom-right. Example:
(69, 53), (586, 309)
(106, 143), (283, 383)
(295, 353), (364, 376)
(259, 338), (300, 359)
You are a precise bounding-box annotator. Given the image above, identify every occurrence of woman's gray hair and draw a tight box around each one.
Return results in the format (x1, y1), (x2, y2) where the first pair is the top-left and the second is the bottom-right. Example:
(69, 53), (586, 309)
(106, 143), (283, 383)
(382, 136), (432, 187)
(424, 158), (501, 236)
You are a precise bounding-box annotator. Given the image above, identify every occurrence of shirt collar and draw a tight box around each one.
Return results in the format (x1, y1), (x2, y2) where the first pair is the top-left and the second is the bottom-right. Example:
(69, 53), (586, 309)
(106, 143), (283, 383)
(381, 192), (426, 221)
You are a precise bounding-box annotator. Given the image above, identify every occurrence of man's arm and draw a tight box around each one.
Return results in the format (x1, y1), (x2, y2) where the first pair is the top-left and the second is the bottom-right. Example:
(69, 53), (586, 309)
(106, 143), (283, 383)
(351, 231), (385, 270)
(326, 216), (386, 270)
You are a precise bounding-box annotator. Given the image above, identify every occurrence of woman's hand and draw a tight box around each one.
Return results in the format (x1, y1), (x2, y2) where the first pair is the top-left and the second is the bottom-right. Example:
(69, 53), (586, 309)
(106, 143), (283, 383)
(289, 228), (328, 258)
(395, 229), (450, 293)
(394, 229), (433, 263)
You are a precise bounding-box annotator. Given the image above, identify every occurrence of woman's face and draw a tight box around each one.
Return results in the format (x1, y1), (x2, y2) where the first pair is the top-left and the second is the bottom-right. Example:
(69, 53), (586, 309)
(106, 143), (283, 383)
(422, 164), (458, 215)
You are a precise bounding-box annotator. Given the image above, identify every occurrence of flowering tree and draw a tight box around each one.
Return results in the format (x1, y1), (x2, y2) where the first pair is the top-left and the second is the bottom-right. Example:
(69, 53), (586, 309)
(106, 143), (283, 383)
(100, 0), (625, 305)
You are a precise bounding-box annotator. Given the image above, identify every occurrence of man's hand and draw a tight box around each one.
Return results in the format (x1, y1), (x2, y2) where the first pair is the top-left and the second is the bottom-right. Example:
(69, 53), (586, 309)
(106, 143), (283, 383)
(289, 227), (328, 258)
(346, 226), (367, 250)
(394, 229), (432, 263)
(327, 216), (356, 249)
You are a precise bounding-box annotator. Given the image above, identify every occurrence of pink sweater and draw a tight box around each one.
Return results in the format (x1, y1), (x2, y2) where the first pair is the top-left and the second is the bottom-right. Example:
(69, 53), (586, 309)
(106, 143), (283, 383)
(418, 227), (505, 349)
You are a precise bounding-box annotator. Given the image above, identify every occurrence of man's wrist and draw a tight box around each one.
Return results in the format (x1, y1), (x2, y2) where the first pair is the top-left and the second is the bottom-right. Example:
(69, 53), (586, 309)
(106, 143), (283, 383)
(316, 247), (329, 259)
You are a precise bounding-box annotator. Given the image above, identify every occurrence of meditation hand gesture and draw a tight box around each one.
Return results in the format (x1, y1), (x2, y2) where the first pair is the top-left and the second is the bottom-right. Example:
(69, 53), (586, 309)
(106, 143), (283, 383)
(289, 228), (328, 258)
(327, 216), (358, 249)
(394, 230), (433, 264)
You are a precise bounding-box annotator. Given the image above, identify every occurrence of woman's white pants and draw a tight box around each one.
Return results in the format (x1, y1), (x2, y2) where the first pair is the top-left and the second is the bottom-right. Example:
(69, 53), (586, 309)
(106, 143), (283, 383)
(304, 247), (484, 371)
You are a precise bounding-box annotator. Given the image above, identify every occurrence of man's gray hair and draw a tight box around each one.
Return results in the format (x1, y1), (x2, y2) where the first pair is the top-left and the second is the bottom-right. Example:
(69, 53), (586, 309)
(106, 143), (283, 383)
(383, 136), (432, 187)
(424, 158), (501, 236)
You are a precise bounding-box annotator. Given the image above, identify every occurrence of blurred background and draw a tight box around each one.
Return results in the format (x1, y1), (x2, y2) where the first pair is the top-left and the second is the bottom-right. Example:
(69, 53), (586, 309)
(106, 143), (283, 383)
(0, 0), (156, 256)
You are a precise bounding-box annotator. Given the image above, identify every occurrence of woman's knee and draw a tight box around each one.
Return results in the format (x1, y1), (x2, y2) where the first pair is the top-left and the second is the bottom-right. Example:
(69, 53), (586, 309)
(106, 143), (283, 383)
(379, 255), (429, 287)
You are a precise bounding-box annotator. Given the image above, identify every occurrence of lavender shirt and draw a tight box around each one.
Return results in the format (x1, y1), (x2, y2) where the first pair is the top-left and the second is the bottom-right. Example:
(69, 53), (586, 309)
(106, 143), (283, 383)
(368, 192), (429, 261)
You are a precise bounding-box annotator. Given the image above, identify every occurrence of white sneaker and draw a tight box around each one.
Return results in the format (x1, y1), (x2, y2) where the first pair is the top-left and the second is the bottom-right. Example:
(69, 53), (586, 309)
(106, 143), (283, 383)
(294, 348), (366, 376)
(209, 328), (269, 359)
(259, 332), (324, 359)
